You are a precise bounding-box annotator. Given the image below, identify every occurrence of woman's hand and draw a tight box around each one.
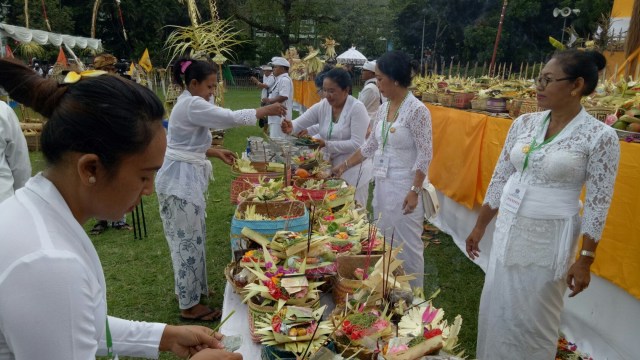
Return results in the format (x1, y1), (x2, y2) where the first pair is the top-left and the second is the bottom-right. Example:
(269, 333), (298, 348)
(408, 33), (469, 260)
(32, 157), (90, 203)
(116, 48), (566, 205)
(566, 257), (593, 297)
(281, 119), (293, 134)
(402, 191), (419, 215)
(332, 162), (347, 177)
(159, 325), (224, 358)
(207, 147), (236, 165)
(314, 138), (326, 148)
(296, 129), (309, 137)
(265, 102), (286, 116)
(465, 226), (485, 260)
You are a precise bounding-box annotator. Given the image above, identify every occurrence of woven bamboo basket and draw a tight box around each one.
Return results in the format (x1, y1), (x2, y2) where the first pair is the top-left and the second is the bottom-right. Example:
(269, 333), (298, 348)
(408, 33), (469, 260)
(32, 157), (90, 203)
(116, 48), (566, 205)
(24, 132), (41, 152)
(508, 99), (522, 119)
(329, 306), (395, 360)
(586, 106), (616, 123)
(453, 92), (476, 109)
(470, 98), (487, 111)
(519, 98), (544, 116)
(224, 262), (257, 295)
(436, 93), (455, 107)
(331, 254), (382, 305)
(247, 297), (278, 343)
(421, 92), (438, 103)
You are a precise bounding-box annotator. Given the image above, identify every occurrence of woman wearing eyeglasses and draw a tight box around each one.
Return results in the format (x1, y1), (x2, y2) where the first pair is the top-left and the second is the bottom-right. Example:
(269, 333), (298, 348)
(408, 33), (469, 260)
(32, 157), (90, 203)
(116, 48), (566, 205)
(465, 50), (620, 358)
(281, 67), (373, 206)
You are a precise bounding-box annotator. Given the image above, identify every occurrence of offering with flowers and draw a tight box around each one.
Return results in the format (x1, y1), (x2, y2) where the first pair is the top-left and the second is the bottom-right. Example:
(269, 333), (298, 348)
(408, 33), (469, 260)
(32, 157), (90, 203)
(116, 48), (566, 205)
(556, 336), (593, 360)
(240, 248), (280, 267)
(389, 302), (463, 359)
(242, 246), (323, 308)
(255, 305), (333, 356)
(240, 177), (296, 202)
(332, 304), (394, 351)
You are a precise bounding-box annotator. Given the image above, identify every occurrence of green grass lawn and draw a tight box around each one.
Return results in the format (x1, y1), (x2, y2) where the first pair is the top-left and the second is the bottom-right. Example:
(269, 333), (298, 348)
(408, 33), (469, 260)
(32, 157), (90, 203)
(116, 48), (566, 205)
(26, 88), (484, 359)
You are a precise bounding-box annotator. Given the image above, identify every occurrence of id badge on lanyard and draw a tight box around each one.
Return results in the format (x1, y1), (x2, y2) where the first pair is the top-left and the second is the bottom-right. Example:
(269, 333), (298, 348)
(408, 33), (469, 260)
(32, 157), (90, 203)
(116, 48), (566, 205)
(502, 184), (527, 214)
(373, 149), (390, 178)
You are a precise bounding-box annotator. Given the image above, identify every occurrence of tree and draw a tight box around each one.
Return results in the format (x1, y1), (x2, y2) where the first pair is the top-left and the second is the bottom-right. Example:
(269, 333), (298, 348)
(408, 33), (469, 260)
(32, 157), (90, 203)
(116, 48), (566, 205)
(225, 0), (340, 51)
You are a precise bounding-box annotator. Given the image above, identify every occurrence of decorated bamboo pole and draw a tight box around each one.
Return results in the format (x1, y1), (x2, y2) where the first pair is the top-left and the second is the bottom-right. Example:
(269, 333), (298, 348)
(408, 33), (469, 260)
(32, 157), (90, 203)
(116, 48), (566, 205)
(519, 62), (523, 80)
(91, 0), (102, 39)
(473, 62), (478, 77)
(481, 61), (487, 77)
(524, 63), (529, 80)
(456, 60), (461, 77)
(40, 0), (52, 31)
(508, 63), (513, 79)
(464, 61), (469, 78)
(24, 0), (29, 28)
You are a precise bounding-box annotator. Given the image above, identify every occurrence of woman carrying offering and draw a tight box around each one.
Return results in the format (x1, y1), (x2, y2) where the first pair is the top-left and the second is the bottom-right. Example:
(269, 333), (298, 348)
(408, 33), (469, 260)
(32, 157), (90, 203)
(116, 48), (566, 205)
(465, 50), (619, 359)
(0, 59), (240, 360)
(155, 58), (285, 322)
(333, 51), (433, 289)
(281, 67), (373, 206)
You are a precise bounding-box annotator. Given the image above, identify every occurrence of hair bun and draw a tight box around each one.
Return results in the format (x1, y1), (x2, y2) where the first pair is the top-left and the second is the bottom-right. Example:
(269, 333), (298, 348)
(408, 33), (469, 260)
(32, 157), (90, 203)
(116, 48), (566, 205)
(585, 50), (606, 71)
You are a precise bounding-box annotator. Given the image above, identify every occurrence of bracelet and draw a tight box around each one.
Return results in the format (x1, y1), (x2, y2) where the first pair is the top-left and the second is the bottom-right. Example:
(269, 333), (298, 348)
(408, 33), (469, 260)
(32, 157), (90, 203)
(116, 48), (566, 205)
(580, 250), (596, 259)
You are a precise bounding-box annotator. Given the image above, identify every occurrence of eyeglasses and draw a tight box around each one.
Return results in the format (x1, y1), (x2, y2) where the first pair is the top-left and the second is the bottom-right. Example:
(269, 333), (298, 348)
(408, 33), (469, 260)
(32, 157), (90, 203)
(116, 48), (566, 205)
(535, 76), (576, 88)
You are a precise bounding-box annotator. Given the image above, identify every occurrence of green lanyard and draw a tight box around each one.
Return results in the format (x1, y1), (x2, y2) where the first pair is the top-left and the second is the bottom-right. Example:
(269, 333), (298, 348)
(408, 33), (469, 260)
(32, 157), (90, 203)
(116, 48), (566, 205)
(381, 92), (410, 151)
(327, 116), (336, 140)
(521, 114), (561, 173)
(106, 317), (115, 359)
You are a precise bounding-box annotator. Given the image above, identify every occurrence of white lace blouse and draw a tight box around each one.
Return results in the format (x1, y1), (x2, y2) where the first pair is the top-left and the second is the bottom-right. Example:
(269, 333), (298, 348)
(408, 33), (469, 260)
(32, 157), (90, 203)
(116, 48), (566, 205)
(155, 90), (256, 207)
(484, 108), (620, 241)
(360, 94), (432, 177)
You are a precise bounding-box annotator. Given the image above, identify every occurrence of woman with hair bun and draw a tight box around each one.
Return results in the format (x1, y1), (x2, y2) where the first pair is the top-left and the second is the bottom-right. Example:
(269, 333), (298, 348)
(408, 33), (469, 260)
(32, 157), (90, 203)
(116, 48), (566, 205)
(0, 59), (241, 360)
(155, 57), (285, 322)
(465, 50), (620, 358)
(333, 51), (433, 290)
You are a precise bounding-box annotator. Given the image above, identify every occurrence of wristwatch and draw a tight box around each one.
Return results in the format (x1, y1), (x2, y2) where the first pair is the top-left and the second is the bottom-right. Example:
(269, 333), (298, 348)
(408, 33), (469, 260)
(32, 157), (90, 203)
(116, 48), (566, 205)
(580, 250), (596, 259)
(410, 185), (422, 194)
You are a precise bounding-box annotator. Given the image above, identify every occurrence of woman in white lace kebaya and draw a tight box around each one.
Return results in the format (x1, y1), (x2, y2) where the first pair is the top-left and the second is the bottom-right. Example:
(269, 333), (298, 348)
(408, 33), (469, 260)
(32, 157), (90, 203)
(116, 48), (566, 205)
(281, 68), (373, 206)
(155, 58), (285, 322)
(465, 50), (620, 359)
(334, 51), (433, 289)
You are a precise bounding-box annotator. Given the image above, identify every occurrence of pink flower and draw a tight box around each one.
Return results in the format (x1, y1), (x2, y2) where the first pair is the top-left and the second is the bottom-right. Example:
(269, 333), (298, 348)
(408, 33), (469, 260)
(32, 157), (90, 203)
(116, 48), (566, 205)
(388, 344), (409, 354)
(422, 305), (439, 324)
(372, 319), (389, 332)
(605, 114), (618, 126)
(354, 268), (365, 280)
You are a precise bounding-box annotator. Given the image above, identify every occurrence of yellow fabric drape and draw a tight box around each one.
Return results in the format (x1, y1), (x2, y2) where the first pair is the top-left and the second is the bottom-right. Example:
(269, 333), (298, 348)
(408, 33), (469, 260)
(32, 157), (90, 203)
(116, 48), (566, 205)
(292, 80), (321, 109)
(427, 105), (640, 300)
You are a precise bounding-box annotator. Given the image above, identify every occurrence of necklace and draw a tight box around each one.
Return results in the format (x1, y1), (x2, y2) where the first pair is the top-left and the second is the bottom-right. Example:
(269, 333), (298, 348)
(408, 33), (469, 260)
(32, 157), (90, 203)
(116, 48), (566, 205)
(381, 92), (411, 150)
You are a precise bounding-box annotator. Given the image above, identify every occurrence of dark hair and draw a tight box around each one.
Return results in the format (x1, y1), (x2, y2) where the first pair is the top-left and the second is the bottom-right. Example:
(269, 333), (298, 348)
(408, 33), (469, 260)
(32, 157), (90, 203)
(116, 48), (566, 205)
(172, 57), (217, 88)
(0, 59), (164, 174)
(314, 71), (326, 89)
(377, 51), (413, 88)
(552, 50), (606, 96)
(323, 68), (352, 91)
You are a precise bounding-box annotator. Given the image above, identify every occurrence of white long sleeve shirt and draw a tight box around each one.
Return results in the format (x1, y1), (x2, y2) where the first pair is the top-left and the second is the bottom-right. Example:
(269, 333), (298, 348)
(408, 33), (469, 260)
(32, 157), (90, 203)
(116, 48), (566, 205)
(261, 74), (276, 99)
(357, 79), (386, 127)
(155, 90), (256, 207)
(267, 73), (293, 125)
(0, 101), (31, 203)
(0, 174), (166, 359)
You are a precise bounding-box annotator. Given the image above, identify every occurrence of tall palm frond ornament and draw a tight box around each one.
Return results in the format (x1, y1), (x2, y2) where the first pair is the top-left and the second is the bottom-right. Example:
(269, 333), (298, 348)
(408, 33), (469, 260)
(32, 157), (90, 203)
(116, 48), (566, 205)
(17, 0), (46, 61)
(164, 0), (245, 105)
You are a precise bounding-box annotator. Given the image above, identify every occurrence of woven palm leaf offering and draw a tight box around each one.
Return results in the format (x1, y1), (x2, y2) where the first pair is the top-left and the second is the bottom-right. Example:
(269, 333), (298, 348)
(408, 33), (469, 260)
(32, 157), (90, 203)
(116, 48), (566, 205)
(330, 302), (395, 360)
(242, 245), (323, 309)
(237, 177), (296, 203)
(255, 305), (334, 357)
(379, 302), (464, 360)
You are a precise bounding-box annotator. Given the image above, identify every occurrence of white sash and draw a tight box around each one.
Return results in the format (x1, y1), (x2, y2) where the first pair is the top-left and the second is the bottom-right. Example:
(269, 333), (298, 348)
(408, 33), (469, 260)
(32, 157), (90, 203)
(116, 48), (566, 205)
(165, 147), (213, 184)
(501, 177), (581, 279)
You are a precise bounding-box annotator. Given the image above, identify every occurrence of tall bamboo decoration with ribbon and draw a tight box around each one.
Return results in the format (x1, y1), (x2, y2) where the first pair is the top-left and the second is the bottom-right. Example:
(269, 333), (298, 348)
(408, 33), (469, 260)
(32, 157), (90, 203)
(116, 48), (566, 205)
(24, 0), (29, 28)
(91, 0), (101, 38)
(209, 0), (219, 21)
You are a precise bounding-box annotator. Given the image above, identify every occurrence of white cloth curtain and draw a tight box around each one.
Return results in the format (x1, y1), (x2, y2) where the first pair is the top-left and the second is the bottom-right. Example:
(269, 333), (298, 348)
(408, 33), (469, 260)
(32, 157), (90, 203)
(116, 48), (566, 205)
(0, 23), (102, 50)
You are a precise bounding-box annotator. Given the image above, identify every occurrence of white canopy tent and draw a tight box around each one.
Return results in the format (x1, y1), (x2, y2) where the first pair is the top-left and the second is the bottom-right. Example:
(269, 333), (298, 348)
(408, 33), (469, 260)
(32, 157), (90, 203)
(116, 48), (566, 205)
(336, 46), (367, 65)
(0, 23), (102, 50)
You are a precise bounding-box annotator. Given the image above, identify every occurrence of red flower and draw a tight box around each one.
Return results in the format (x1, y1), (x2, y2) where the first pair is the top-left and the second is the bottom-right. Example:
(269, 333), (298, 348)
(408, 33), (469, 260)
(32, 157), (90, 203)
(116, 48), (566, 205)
(424, 328), (443, 339)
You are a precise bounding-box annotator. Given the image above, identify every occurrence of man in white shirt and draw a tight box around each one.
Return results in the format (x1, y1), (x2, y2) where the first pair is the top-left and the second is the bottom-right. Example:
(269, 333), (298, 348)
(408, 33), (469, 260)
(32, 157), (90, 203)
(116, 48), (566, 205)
(0, 100), (31, 203)
(262, 57), (293, 139)
(252, 65), (275, 132)
(358, 60), (386, 137)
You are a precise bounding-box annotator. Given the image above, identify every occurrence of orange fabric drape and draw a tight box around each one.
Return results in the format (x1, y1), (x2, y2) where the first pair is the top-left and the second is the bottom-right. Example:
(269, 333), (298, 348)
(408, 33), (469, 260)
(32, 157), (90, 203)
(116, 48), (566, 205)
(292, 80), (321, 109)
(427, 104), (487, 208)
(427, 104), (640, 300)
